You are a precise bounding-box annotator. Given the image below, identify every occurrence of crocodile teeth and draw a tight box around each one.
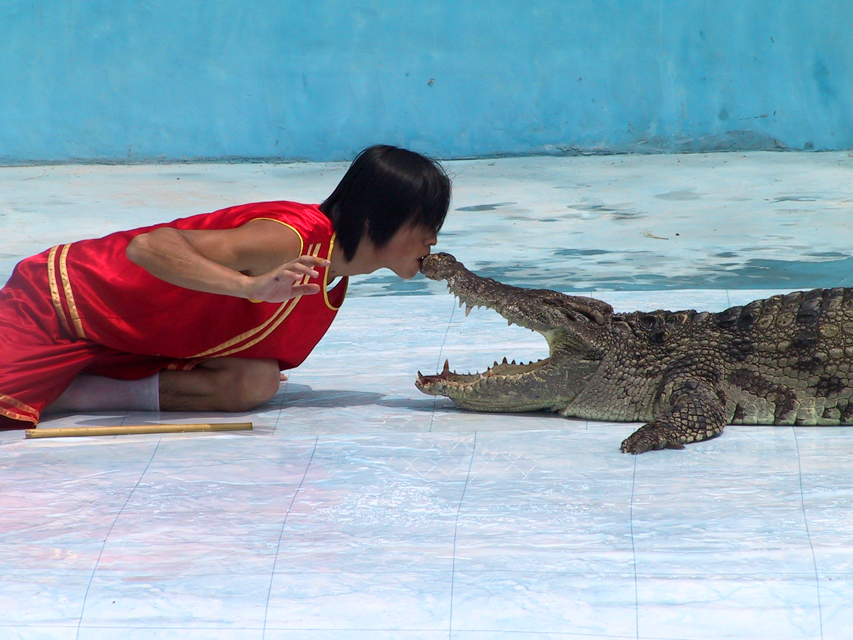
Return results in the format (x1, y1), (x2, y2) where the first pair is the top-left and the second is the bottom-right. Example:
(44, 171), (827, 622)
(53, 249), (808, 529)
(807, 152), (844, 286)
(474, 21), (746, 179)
(465, 304), (473, 317)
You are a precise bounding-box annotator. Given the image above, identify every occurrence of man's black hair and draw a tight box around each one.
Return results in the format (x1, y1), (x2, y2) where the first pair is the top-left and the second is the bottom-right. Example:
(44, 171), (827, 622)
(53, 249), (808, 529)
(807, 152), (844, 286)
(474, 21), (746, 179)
(320, 145), (451, 261)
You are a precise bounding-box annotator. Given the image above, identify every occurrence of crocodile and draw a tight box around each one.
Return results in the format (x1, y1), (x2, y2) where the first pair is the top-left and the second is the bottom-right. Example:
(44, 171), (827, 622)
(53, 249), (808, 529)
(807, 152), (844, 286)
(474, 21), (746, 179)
(415, 253), (853, 454)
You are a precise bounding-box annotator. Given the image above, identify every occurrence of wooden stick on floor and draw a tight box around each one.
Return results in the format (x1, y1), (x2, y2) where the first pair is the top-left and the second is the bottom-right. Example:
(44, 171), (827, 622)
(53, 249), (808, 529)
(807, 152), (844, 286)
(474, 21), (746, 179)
(25, 422), (253, 439)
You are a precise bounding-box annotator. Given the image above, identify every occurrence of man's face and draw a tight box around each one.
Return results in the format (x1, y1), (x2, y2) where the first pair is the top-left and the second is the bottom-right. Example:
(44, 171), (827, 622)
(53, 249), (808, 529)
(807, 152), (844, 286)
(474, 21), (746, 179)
(374, 223), (438, 279)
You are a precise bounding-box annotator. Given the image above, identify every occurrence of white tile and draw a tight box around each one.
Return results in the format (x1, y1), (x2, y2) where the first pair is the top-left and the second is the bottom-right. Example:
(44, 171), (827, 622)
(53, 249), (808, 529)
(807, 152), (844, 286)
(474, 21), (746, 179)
(0, 571), (90, 624)
(0, 628), (79, 640)
(449, 571), (637, 636)
(264, 571), (453, 630)
(636, 576), (823, 639)
(263, 632), (445, 640)
(272, 530), (456, 575)
(819, 577), (853, 640)
(79, 572), (270, 628)
(77, 630), (263, 640)
(3, 154), (853, 639)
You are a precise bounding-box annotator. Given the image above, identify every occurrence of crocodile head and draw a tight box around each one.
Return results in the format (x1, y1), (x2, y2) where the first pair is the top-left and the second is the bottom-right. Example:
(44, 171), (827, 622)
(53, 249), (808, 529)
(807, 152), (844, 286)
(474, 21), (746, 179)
(416, 252), (613, 412)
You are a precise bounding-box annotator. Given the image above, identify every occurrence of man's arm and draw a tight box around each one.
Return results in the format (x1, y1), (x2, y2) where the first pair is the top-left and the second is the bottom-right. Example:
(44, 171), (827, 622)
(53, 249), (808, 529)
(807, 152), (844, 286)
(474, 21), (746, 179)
(126, 220), (329, 302)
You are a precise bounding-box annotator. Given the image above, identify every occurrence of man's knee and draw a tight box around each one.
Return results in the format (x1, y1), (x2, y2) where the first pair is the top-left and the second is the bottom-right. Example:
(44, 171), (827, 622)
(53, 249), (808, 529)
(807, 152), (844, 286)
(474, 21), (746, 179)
(213, 359), (281, 412)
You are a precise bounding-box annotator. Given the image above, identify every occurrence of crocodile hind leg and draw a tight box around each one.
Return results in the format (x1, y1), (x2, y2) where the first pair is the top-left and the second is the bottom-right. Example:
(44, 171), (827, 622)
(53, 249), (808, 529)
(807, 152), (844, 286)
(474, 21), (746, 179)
(620, 378), (728, 454)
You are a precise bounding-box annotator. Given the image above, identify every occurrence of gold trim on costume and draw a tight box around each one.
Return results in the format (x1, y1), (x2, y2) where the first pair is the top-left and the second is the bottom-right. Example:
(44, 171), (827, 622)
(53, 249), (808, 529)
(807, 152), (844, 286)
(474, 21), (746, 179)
(0, 392), (39, 416)
(47, 246), (74, 337)
(190, 297), (299, 359)
(58, 244), (86, 339)
(206, 297), (302, 359)
(322, 233), (346, 311)
(0, 393), (39, 424)
(189, 243), (321, 360)
(0, 406), (37, 425)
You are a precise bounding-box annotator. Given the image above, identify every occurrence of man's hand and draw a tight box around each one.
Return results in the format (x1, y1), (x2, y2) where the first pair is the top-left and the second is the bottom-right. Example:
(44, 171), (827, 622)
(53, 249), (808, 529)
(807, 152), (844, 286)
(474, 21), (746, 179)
(245, 255), (330, 303)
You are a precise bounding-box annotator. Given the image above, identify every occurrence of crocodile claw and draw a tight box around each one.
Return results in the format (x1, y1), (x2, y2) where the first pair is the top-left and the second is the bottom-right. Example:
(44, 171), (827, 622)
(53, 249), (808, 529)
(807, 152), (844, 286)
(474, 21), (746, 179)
(620, 424), (685, 454)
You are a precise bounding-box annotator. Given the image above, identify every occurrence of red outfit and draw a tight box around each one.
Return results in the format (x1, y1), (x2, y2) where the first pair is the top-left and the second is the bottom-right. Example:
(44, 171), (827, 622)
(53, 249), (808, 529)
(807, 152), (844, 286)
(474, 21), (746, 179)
(0, 201), (347, 427)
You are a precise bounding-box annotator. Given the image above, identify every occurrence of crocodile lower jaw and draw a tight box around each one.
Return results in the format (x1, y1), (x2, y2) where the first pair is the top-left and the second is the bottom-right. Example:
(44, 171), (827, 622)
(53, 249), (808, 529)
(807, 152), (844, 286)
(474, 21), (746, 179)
(416, 357), (551, 393)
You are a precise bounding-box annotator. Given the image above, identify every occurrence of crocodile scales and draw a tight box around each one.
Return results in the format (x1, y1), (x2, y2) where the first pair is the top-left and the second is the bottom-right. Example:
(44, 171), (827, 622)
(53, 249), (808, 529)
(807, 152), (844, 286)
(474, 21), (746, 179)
(415, 253), (853, 454)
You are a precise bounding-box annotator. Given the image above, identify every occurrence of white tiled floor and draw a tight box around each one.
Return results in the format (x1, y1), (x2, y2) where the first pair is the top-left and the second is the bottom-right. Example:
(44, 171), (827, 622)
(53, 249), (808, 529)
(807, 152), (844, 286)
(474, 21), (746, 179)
(2, 153), (853, 639)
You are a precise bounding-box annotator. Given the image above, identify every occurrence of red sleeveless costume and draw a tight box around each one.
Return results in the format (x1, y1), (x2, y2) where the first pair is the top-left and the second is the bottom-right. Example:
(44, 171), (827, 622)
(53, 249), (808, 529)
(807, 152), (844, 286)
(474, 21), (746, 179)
(0, 201), (347, 427)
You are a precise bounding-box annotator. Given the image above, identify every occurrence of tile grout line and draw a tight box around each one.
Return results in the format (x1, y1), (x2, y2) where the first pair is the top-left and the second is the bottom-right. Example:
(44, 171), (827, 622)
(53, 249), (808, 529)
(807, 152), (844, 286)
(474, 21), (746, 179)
(75, 439), (162, 639)
(262, 435), (319, 640)
(792, 428), (825, 640)
(448, 431), (477, 639)
(271, 369), (291, 437)
(630, 455), (639, 640)
(429, 297), (457, 433)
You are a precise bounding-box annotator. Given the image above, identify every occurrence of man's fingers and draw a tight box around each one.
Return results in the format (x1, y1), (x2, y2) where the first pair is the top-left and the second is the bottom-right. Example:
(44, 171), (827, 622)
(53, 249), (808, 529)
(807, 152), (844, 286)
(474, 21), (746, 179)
(278, 256), (330, 280)
(292, 283), (321, 296)
(274, 264), (320, 282)
(271, 256), (330, 283)
(293, 255), (331, 268)
(246, 255), (329, 302)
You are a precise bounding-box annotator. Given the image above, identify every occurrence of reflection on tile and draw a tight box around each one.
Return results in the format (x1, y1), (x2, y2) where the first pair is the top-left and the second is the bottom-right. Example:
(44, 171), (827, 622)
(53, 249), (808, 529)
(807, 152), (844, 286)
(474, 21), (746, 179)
(3, 155), (853, 638)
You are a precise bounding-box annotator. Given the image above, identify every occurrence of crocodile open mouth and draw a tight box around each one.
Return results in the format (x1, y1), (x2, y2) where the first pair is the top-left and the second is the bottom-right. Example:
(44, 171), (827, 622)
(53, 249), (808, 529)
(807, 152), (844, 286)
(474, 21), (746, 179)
(415, 252), (606, 412)
(415, 288), (557, 395)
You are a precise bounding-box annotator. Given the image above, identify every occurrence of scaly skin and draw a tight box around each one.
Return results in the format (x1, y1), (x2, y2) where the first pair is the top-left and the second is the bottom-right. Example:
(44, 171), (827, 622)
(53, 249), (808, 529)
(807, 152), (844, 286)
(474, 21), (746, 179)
(416, 253), (853, 454)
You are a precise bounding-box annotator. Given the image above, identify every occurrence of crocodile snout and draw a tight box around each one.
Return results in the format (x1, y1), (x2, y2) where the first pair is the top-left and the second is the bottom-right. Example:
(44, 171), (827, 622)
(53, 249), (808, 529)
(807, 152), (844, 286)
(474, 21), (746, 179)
(419, 252), (463, 281)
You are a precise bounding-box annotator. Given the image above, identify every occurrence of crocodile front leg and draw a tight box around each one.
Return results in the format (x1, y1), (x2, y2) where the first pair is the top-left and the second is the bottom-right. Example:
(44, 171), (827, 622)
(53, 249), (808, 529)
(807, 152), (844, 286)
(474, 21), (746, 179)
(620, 378), (728, 454)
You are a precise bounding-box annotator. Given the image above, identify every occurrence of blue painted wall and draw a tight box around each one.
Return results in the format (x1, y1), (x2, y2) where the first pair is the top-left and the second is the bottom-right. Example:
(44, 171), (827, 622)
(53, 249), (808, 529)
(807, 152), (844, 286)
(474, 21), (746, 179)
(1, 0), (851, 163)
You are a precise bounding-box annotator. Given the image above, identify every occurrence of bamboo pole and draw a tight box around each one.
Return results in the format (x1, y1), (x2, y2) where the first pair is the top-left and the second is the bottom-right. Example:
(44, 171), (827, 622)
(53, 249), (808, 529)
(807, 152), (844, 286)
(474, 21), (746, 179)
(25, 422), (253, 439)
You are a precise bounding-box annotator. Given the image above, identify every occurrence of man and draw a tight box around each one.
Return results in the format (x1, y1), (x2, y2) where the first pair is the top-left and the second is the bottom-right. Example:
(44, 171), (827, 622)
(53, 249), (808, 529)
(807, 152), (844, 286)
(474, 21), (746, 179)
(0, 145), (451, 428)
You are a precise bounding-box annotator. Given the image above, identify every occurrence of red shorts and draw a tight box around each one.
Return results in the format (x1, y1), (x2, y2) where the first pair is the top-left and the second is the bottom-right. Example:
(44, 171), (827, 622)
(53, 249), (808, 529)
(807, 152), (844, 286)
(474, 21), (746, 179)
(0, 257), (177, 428)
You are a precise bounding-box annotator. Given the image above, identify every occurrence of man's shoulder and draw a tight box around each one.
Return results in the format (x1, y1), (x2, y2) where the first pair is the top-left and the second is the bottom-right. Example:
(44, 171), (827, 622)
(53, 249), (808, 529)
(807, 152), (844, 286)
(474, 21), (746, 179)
(173, 201), (325, 232)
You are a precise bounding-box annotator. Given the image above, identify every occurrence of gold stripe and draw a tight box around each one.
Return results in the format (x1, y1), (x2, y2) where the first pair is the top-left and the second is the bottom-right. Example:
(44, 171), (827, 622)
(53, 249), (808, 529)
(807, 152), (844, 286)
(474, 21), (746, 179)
(0, 392), (39, 416)
(0, 406), (37, 425)
(190, 298), (298, 359)
(58, 244), (86, 339)
(189, 243), (321, 360)
(321, 233), (345, 311)
(206, 297), (302, 359)
(47, 246), (73, 337)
